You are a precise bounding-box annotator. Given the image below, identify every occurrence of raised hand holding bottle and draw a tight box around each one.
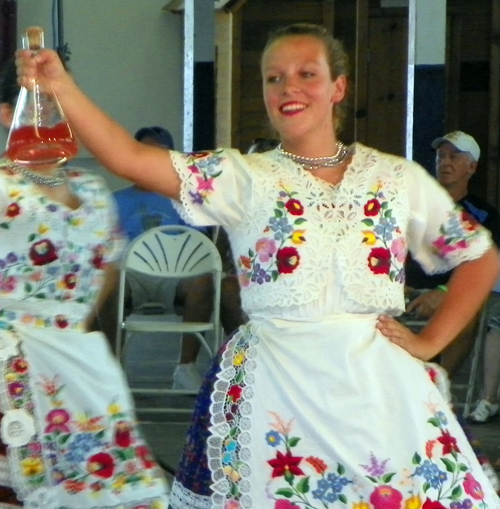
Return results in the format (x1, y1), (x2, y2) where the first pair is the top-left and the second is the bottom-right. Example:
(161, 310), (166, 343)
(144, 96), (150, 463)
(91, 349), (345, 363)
(6, 26), (78, 166)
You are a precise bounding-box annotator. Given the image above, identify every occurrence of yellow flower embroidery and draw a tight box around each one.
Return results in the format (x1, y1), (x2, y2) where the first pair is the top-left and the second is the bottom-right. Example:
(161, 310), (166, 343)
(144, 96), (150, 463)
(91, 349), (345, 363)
(111, 474), (127, 491)
(108, 402), (123, 415)
(405, 494), (422, 509)
(352, 503), (370, 509)
(291, 230), (306, 245)
(223, 465), (241, 482)
(233, 353), (245, 366)
(21, 457), (44, 477)
(362, 230), (377, 245)
(38, 223), (50, 234)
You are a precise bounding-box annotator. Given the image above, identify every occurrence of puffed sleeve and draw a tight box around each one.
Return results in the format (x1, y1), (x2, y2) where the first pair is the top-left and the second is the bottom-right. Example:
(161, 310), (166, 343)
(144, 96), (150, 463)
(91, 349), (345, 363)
(169, 148), (254, 229)
(406, 161), (492, 274)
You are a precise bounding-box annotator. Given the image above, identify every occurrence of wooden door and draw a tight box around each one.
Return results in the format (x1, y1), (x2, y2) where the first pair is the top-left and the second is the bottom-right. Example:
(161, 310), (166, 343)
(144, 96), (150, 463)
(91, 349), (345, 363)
(364, 10), (408, 156)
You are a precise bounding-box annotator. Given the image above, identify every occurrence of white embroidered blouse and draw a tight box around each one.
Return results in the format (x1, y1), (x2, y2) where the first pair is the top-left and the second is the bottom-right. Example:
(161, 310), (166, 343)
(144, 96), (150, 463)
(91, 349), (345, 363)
(171, 143), (491, 319)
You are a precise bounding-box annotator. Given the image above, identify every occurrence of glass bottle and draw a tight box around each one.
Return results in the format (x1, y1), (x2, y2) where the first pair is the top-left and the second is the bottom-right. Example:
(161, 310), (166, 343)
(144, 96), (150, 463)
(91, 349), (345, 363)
(5, 26), (78, 166)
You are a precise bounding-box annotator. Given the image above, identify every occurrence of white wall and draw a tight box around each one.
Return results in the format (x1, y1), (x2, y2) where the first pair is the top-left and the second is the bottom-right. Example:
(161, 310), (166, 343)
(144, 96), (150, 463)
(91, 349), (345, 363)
(4, 0), (184, 190)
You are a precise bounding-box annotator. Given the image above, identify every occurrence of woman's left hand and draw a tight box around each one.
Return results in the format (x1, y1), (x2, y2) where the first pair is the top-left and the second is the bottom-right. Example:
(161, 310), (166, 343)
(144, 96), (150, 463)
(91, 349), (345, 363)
(376, 314), (431, 360)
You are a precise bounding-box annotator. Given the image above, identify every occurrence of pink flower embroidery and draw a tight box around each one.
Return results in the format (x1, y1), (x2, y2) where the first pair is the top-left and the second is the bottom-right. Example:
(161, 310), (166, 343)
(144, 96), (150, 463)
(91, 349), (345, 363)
(196, 176), (215, 193)
(275, 501), (300, 509)
(255, 238), (277, 263)
(463, 473), (484, 500)
(45, 409), (71, 433)
(370, 485), (403, 509)
(390, 237), (407, 263)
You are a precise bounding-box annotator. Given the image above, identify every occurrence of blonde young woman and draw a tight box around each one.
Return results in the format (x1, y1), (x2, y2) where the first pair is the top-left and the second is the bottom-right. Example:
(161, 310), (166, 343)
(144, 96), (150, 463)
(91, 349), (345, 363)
(16, 23), (500, 509)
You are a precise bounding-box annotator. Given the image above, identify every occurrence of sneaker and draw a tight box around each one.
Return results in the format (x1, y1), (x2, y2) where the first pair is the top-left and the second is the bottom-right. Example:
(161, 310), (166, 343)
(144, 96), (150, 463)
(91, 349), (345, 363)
(172, 362), (203, 392)
(467, 399), (499, 423)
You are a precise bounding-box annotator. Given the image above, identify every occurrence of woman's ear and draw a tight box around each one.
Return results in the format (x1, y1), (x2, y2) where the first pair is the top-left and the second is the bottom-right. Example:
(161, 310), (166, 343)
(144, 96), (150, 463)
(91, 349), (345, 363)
(0, 102), (14, 129)
(331, 74), (347, 104)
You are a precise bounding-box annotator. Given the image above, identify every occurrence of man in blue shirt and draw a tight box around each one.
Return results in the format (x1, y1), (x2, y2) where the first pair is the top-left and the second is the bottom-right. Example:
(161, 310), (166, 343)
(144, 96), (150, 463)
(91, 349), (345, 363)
(114, 127), (213, 392)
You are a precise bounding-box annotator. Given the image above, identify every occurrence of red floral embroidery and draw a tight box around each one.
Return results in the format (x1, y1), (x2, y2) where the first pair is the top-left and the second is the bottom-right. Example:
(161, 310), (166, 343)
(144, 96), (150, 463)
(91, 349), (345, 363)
(364, 199), (381, 216)
(240, 256), (252, 269)
(54, 315), (69, 329)
(285, 199), (304, 216)
(91, 245), (105, 269)
(276, 246), (300, 274)
(422, 500), (446, 509)
(305, 456), (327, 474)
(461, 211), (479, 231)
(87, 452), (115, 479)
(64, 480), (86, 493)
(437, 429), (460, 455)
(114, 421), (133, 448)
(238, 185), (307, 285)
(228, 385), (243, 402)
(136, 445), (155, 469)
(63, 273), (76, 289)
(29, 239), (58, 266)
(12, 358), (28, 373)
(6, 203), (20, 218)
(268, 450), (305, 478)
(367, 247), (391, 275)
(361, 184), (405, 283)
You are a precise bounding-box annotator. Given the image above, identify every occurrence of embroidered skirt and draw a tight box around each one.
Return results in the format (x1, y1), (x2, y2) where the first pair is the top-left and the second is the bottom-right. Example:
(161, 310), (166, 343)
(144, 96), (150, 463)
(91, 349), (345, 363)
(0, 325), (170, 508)
(169, 315), (500, 509)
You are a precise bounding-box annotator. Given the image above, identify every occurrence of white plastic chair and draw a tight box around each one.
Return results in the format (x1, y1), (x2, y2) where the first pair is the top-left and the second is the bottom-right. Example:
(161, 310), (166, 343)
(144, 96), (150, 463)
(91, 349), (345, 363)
(115, 225), (222, 413)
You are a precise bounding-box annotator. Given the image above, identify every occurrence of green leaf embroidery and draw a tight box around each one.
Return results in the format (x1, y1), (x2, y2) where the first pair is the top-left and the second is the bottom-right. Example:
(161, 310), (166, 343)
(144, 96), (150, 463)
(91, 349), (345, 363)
(296, 476), (310, 494)
(276, 488), (294, 498)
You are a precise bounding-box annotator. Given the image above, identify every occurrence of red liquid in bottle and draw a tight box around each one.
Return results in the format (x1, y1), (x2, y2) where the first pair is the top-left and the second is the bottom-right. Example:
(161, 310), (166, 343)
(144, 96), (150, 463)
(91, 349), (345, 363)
(6, 123), (78, 165)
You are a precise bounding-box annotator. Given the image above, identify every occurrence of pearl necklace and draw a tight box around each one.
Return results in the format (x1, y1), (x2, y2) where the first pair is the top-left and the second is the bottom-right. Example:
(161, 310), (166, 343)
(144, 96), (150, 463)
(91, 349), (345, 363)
(10, 165), (67, 187)
(277, 142), (349, 170)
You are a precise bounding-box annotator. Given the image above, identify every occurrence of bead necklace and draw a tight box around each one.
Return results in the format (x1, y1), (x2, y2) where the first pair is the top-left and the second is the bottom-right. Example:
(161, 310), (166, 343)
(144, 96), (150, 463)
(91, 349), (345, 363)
(10, 165), (67, 187)
(277, 141), (349, 170)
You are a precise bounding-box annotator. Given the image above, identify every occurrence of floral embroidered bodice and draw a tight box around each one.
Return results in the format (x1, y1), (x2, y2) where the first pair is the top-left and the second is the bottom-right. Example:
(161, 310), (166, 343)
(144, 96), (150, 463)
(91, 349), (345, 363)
(0, 166), (123, 330)
(171, 143), (491, 319)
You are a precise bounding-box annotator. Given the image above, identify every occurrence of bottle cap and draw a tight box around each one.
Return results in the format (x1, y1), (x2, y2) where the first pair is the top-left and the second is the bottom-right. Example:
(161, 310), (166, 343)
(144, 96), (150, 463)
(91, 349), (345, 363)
(23, 26), (44, 51)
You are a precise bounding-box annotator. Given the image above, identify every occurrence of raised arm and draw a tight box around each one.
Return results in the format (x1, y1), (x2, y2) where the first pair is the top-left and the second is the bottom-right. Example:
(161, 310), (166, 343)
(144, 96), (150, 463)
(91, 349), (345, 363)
(15, 48), (181, 199)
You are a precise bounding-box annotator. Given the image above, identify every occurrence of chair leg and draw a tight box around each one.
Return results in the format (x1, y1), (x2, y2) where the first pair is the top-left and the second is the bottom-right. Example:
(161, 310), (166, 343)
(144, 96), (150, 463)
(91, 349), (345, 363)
(464, 308), (488, 416)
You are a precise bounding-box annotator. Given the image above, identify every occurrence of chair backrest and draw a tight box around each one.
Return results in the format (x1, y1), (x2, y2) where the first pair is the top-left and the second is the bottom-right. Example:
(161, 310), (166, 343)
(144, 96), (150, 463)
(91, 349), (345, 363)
(122, 225), (222, 278)
(115, 225), (223, 358)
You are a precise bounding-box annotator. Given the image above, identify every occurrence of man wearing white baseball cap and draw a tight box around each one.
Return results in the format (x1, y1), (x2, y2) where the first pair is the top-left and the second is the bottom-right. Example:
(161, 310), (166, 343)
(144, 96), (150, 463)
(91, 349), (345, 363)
(431, 130), (481, 163)
(405, 130), (500, 376)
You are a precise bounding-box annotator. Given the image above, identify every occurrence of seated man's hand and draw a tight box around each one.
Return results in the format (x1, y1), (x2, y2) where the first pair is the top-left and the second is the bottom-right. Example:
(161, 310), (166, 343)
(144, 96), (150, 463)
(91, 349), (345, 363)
(406, 289), (446, 319)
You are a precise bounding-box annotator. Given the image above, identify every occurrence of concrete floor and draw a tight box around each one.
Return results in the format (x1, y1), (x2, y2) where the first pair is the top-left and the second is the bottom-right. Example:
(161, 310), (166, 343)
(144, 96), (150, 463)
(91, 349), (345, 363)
(121, 329), (500, 488)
